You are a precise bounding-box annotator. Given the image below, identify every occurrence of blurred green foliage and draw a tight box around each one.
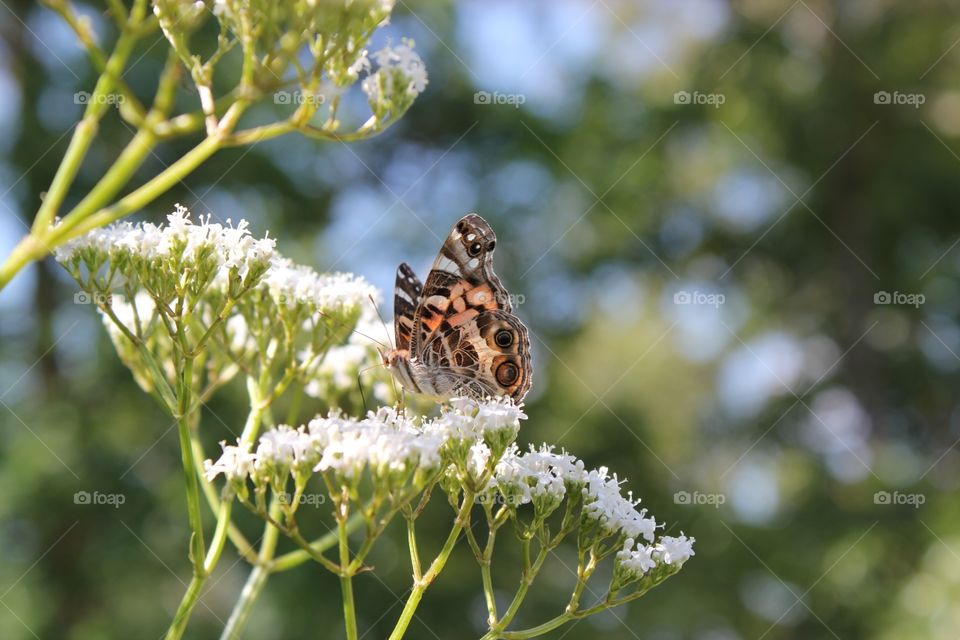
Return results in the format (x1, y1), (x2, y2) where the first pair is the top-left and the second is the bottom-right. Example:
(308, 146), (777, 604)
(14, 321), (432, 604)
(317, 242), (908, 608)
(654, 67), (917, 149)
(2, 0), (960, 638)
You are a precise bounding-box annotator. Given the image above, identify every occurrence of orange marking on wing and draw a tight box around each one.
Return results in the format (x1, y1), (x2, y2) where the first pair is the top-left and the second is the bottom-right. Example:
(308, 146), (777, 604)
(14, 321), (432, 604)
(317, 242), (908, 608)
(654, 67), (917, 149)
(447, 308), (479, 328)
(421, 312), (444, 333)
(466, 284), (497, 309)
(452, 296), (467, 313)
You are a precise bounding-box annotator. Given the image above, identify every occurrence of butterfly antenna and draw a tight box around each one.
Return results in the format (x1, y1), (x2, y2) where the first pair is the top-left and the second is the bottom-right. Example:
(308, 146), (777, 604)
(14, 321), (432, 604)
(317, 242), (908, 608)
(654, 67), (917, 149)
(316, 309), (389, 350)
(368, 294), (394, 349)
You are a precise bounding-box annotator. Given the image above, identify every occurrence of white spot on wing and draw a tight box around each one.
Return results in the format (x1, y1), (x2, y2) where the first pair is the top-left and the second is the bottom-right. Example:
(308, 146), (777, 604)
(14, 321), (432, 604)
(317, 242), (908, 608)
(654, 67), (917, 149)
(435, 256), (459, 274)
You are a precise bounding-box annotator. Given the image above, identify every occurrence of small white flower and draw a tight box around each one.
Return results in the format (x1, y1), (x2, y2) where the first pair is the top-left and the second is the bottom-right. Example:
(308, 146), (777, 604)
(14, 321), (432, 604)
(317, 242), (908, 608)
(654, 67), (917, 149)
(204, 441), (255, 482)
(475, 397), (527, 432)
(655, 534), (695, 565)
(362, 37), (428, 108)
(582, 467), (657, 542)
(616, 538), (656, 578)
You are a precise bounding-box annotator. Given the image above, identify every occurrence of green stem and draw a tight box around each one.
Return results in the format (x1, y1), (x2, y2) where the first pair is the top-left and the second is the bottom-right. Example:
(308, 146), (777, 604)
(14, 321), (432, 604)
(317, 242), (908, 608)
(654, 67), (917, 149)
(191, 436), (258, 564)
(270, 514), (363, 572)
(31, 0), (147, 234)
(0, 236), (49, 291)
(220, 500), (282, 640)
(165, 499), (233, 640)
(406, 516), (422, 582)
(388, 491), (475, 640)
(220, 561), (270, 640)
(489, 544), (549, 635)
(168, 396), (267, 640)
(176, 357), (206, 576)
(339, 508), (358, 640)
(50, 133), (224, 243)
(497, 613), (573, 640)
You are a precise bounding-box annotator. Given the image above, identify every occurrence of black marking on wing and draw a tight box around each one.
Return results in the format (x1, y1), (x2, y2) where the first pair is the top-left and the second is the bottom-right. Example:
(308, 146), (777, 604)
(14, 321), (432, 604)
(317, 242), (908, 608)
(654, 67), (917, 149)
(394, 262), (422, 350)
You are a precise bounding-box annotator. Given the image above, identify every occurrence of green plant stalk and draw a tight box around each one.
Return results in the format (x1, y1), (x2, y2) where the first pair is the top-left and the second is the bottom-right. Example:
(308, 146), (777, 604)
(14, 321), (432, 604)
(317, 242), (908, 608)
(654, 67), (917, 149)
(169, 398), (268, 640)
(52, 133), (224, 243)
(486, 544), (550, 637)
(270, 514), (363, 571)
(191, 436), (258, 564)
(62, 46), (182, 228)
(31, 0), (147, 234)
(406, 516), (423, 582)
(220, 500), (282, 640)
(388, 491), (475, 640)
(165, 499), (233, 640)
(175, 356), (206, 575)
(496, 571), (677, 640)
(0, 94), (246, 291)
(0, 120), (222, 291)
(339, 508), (359, 640)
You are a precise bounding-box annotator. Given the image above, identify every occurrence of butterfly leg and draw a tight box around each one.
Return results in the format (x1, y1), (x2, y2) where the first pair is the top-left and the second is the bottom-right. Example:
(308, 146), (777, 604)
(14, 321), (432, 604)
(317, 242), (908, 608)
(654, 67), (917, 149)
(357, 371), (369, 415)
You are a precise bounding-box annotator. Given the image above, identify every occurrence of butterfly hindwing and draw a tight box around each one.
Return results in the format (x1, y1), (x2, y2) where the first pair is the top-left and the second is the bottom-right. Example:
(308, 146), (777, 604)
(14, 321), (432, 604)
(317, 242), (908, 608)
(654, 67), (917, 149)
(421, 308), (532, 400)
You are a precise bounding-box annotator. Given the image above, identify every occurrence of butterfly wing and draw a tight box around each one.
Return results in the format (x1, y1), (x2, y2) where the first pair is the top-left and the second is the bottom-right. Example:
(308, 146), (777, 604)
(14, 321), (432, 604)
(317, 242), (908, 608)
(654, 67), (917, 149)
(393, 262), (422, 351)
(421, 308), (532, 400)
(408, 214), (532, 401)
(411, 214), (512, 355)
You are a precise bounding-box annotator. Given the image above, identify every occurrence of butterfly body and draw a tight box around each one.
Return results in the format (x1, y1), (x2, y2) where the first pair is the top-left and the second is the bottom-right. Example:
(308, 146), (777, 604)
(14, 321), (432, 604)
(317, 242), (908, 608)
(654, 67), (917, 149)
(384, 214), (532, 401)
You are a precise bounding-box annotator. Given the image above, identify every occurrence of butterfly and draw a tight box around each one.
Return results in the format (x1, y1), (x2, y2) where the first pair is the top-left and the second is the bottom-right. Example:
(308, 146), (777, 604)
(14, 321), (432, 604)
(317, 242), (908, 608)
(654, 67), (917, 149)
(383, 214), (532, 402)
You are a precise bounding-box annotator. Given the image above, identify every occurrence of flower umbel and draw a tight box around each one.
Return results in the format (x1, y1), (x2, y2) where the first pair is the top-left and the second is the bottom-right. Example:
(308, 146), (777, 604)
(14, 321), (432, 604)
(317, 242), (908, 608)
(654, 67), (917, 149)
(205, 396), (694, 638)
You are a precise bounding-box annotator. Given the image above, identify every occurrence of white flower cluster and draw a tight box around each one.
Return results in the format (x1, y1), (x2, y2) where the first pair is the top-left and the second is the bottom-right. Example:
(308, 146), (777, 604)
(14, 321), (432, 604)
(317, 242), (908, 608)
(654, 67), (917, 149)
(616, 534), (695, 582)
(490, 445), (694, 581)
(204, 440), (255, 484)
(310, 407), (443, 478)
(430, 396), (528, 441)
(55, 205), (277, 280)
(493, 444), (585, 508)
(205, 395), (693, 583)
(583, 468), (657, 542)
(206, 398), (527, 489)
(262, 257), (376, 312)
(362, 38), (428, 105)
